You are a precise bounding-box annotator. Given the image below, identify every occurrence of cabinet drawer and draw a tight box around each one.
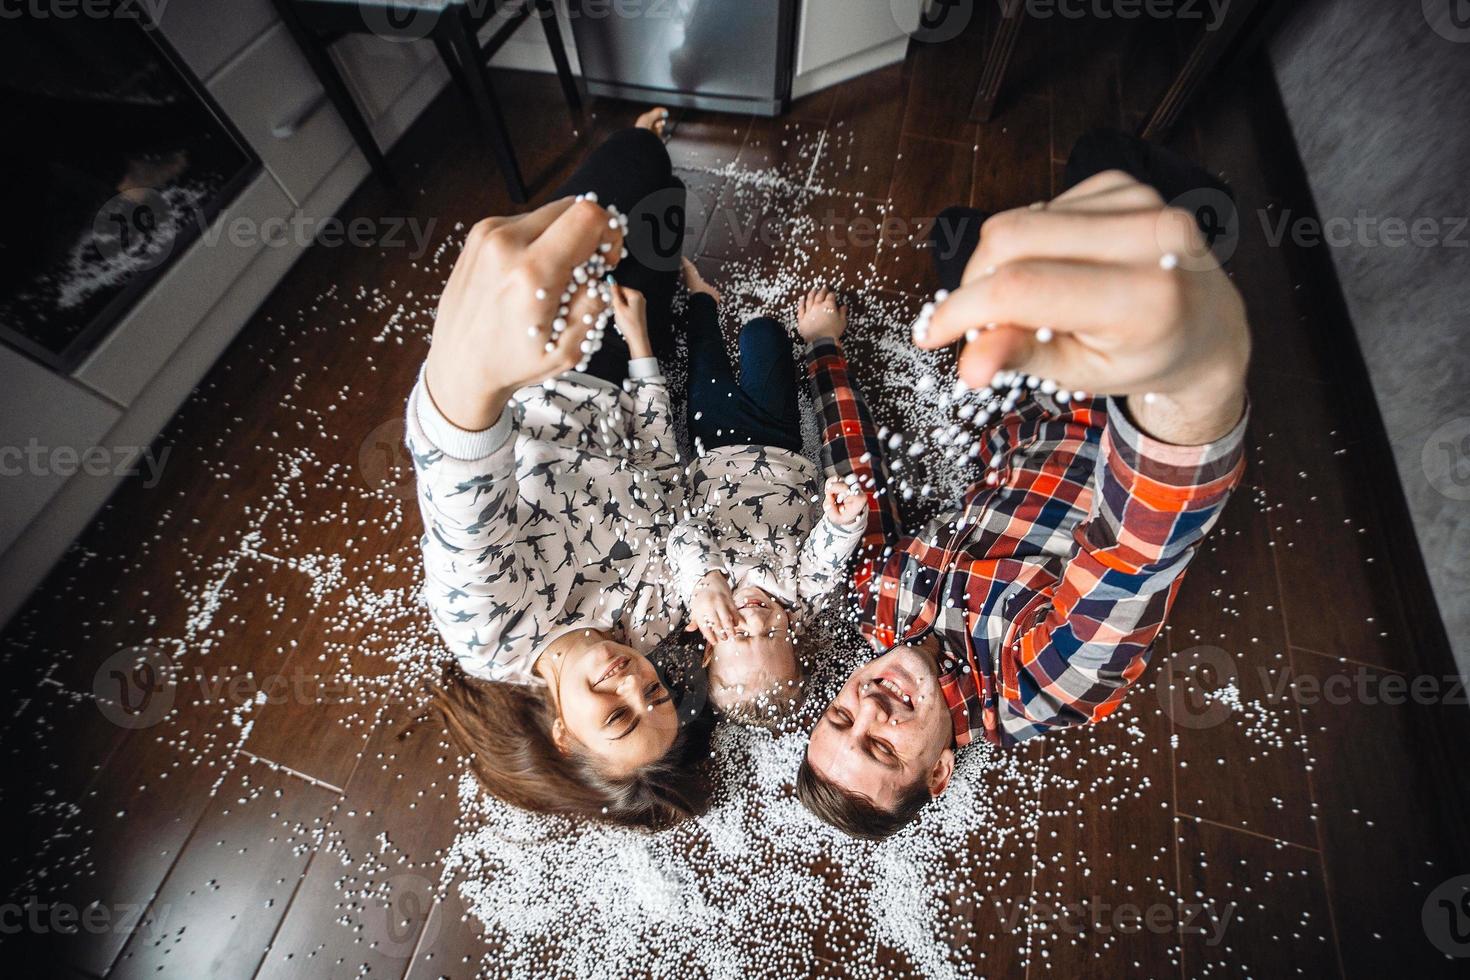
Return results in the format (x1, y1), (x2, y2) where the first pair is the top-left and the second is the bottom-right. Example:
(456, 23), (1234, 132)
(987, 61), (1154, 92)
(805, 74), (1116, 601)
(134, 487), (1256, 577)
(155, 0), (278, 83)
(208, 22), (354, 206)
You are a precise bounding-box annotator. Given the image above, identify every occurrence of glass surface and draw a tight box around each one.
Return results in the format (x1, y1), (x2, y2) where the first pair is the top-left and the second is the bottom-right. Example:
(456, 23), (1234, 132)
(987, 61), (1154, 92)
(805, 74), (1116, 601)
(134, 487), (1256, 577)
(569, 0), (786, 100)
(0, 17), (257, 370)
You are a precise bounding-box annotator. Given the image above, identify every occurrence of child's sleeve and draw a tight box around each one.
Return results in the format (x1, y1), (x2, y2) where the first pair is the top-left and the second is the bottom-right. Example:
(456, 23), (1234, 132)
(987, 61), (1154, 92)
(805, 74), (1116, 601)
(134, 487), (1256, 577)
(796, 511), (867, 607)
(666, 518), (730, 603)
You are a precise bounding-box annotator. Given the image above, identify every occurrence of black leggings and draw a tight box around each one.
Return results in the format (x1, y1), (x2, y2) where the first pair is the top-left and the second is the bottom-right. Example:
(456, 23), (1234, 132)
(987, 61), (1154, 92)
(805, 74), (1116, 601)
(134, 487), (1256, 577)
(552, 128), (687, 384)
(929, 128), (1233, 290)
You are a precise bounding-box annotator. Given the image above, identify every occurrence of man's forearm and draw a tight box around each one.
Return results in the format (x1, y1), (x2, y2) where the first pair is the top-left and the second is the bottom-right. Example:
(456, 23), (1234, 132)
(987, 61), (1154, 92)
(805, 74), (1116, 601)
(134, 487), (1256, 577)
(1126, 378), (1247, 448)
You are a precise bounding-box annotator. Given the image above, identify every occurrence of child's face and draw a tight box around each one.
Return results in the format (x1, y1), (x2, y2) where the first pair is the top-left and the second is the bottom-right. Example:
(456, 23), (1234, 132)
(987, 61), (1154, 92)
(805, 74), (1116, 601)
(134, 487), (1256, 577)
(705, 587), (799, 710)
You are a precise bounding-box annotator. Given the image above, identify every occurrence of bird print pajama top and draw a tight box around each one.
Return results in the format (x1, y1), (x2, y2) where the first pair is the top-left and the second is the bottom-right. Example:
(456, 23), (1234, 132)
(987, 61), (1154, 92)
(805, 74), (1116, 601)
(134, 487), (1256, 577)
(666, 444), (867, 625)
(407, 364), (686, 684)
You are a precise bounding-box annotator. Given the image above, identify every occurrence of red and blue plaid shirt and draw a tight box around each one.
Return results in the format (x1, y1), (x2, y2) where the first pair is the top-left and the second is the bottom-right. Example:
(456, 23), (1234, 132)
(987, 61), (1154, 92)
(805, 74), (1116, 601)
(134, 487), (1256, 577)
(805, 338), (1247, 748)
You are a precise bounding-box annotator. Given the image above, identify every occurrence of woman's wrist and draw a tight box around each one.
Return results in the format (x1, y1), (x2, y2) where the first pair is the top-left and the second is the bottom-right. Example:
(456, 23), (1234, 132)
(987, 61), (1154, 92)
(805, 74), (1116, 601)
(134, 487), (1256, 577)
(425, 351), (513, 432)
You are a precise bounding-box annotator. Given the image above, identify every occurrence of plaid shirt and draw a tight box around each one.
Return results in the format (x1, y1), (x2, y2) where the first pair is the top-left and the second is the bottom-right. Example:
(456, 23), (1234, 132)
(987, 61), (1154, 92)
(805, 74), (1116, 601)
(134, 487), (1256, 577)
(805, 339), (1247, 748)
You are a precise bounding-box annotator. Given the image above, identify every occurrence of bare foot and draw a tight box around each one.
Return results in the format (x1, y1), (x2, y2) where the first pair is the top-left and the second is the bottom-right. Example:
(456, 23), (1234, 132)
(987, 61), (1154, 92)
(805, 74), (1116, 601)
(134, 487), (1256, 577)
(635, 106), (671, 137)
(682, 257), (722, 304)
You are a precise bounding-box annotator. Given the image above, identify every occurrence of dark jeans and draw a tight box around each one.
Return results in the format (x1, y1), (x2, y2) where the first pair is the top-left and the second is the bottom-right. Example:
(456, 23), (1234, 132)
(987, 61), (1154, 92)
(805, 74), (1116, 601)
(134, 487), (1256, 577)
(685, 294), (804, 455)
(552, 127), (686, 384)
(929, 128), (1233, 291)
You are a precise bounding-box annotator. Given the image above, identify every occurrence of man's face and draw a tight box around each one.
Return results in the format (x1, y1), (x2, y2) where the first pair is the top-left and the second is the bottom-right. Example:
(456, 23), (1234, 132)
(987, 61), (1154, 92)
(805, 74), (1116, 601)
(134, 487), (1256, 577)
(804, 638), (955, 810)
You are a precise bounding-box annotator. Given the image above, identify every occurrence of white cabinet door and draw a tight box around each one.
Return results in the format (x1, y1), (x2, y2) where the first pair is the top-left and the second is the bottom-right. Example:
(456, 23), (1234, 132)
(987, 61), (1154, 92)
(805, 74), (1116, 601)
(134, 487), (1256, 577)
(796, 0), (914, 77)
(0, 346), (123, 557)
(154, 0), (279, 83)
(209, 23), (355, 207)
(330, 32), (440, 124)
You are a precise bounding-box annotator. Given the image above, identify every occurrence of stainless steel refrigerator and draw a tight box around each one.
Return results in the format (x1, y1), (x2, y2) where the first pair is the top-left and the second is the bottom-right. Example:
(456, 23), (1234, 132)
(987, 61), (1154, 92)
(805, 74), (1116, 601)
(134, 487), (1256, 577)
(566, 0), (798, 116)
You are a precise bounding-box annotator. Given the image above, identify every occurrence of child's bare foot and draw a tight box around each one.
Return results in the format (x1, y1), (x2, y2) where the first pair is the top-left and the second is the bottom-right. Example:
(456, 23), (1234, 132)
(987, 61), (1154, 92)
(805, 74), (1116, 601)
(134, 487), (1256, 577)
(682, 257), (722, 304)
(797, 286), (847, 343)
(635, 106), (671, 137)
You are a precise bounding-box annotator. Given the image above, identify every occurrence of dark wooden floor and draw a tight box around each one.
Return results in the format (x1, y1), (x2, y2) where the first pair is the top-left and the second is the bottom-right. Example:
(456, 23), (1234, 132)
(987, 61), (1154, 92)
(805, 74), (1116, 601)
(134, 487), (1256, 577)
(3, 9), (1467, 979)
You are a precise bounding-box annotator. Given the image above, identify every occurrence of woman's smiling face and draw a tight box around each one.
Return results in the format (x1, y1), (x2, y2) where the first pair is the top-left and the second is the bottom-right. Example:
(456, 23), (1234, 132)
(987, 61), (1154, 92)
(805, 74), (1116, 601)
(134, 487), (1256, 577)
(550, 638), (678, 775)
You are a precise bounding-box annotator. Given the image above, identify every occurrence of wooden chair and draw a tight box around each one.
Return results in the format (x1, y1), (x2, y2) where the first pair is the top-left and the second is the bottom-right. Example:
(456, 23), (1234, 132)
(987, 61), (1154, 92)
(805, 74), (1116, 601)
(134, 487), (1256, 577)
(271, 0), (581, 203)
(970, 0), (1279, 141)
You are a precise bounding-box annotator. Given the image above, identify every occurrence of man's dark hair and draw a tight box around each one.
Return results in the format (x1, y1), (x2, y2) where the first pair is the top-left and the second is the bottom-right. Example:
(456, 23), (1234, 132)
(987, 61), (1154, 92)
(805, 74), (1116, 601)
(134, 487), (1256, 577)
(795, 754), (930, 841)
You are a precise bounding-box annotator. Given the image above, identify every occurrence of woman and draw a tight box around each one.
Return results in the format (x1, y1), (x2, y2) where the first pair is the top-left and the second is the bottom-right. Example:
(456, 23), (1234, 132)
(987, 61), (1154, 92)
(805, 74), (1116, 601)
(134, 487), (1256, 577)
(407, 109), (709, 828)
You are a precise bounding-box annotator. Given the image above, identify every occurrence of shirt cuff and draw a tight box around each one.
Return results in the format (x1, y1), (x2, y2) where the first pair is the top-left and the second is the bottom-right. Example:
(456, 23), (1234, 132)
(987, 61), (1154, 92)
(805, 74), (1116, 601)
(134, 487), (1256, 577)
(1104, 395), (1248, 493)
(413, 368), (514, 461)
(627, 357), (664, 382)
(805, 337), (842, 357)
(825, 511), (867, 535)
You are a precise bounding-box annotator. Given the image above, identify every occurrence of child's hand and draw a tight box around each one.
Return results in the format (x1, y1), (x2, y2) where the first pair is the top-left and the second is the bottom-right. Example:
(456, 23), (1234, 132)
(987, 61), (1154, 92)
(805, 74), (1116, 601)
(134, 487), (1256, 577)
(822, 476), (867, 527)
(610, 283), (652, 359)
(687, 571), (738, 645)
(682, 257), (722, 304)
(797, 286), (847, 343)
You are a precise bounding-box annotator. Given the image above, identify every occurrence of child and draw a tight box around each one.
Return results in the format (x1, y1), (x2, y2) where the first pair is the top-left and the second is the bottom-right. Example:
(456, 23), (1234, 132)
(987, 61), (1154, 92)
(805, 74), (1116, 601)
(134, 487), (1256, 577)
(668, 262), (868, 728)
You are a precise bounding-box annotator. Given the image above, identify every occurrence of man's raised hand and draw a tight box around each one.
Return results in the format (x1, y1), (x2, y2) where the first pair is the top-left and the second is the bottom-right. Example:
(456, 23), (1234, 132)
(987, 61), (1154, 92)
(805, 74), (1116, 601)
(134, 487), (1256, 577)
(913, 171), (1249, 446)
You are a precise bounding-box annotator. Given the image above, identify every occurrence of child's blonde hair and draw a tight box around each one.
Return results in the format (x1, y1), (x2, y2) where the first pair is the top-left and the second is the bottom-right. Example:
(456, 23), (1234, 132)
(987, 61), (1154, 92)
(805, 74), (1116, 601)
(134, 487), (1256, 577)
(713, 673), (808, 732)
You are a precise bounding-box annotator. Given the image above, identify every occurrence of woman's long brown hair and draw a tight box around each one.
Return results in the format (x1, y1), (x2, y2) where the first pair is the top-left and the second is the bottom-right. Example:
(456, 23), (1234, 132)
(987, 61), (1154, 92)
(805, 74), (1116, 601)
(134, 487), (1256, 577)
(432, 663), (712, 831)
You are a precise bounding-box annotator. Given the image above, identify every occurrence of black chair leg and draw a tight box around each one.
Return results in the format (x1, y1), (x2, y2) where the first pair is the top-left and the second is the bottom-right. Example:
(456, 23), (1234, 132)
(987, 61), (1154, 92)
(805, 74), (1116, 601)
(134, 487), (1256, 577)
(432, 28), (473, 105)
(970, 4), (1024, 123)
(270, 0), (393, 185)
(533, 0), (582, 115)
(440, 8), (527, 203)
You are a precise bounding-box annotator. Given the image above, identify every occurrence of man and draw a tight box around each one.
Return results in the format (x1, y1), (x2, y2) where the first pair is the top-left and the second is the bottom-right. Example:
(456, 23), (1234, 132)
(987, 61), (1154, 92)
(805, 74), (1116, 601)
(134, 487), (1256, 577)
(795, 133), (1251, 840)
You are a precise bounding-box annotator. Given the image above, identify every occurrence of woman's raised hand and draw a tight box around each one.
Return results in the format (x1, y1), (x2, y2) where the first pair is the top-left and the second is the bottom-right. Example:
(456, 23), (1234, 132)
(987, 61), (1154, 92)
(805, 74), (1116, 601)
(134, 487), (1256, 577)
(913, 171), (1250, 446)
(797, 286), (847, 343)
(424, 196), (626, 431)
